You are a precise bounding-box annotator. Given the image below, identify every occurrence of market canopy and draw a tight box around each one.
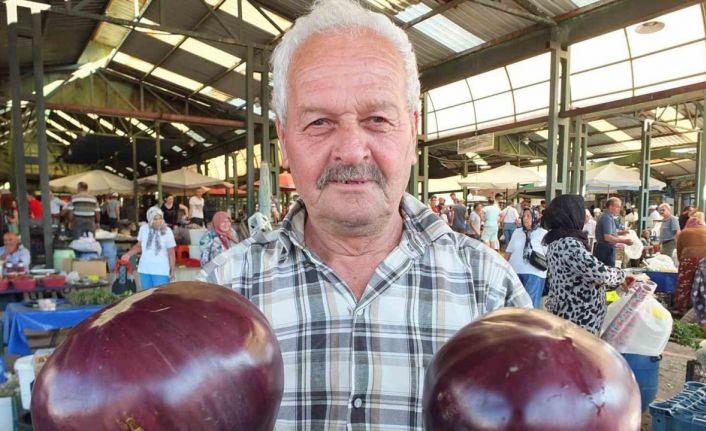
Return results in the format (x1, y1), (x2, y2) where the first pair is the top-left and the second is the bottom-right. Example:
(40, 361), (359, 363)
(139, 167), (233, 190)
(458, 162), (545, 189)
(49, 169), (135, 195)
(586, 162), (666, 191)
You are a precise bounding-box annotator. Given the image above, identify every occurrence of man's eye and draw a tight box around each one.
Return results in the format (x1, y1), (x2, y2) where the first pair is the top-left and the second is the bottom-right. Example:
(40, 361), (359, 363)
(310, 119), (327, 127)
(370, 116), (387, 123)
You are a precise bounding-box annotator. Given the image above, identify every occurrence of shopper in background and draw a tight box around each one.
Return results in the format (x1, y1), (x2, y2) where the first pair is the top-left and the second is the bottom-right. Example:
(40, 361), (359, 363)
(543, 194), (633, 334)
(675, 212), (706, 314)
(120, 206), (176, 289)
(200, 211), (239, 266)
(189, 188), (206, 227)
(594, 197), (633, 267)
(658, 203), (680, 258)
(506, 207), (548, 308)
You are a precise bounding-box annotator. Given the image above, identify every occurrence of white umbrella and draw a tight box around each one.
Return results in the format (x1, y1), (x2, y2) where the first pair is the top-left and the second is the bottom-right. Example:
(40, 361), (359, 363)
(586, 163), (665, 192)
(458, 162), (545, 189)
(49, 169), (135, 195)
(139, 167), (233, 189)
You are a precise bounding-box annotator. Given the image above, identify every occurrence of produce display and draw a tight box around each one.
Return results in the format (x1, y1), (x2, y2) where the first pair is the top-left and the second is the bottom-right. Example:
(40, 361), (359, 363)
(31, 282), (284, 431)
(423, 308), (641, 431)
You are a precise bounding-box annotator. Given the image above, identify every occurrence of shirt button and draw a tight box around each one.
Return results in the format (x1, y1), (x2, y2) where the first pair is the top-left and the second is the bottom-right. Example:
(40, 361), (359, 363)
(353, 397), (363, 408)
(356, 309), (364, 316)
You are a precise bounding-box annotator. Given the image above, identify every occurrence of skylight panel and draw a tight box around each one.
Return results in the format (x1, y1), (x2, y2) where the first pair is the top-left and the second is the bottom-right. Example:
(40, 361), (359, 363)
(434, 102), (475, 132)
(572, 0), (601, 7)
(138, 19), (242, 68)
(229, 98), (246, 108)
(506, 53), (550, 88)
(46, 130), (72, 146)
(467, 68), (510, 99)
(55, 111), (93, 133)
(626, 5), (705, 58)
(570, 30), (629, 74)
(204, 0), (292, 36)
(570, 61), (632, 101)
(396, 3), (484, 53)
(588, 120), (633, 142)
(46, 119), (77, 139)
(632, 41), (706, 88)
(199, 86), (233, 102)
(112, 52), (201, 92)
(187, 130), (206, 143)
(427, 80), (471, 111)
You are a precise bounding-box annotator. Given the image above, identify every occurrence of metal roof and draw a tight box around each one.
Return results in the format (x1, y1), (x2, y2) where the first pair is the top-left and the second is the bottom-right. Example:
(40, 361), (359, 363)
(0, 0), (702, 182)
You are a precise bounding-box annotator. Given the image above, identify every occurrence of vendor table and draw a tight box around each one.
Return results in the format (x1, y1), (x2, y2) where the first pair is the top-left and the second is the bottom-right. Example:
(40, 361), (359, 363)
(3, 301), (103, 356)
(0, 282), (107, 301)
(646, 271), (678, 294)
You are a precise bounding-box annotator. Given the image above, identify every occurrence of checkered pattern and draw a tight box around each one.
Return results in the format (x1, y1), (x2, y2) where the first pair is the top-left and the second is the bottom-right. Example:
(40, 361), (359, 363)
(199, 194), (531, 430)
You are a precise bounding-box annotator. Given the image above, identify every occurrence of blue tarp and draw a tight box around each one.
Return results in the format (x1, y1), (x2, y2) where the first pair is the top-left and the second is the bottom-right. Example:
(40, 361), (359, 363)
(3, 301), (103, 356)
(646, 271), (678, 294)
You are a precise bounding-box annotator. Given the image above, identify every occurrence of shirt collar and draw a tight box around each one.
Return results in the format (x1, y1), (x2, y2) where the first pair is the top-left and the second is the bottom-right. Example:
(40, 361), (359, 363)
(277, 193), (456, 262)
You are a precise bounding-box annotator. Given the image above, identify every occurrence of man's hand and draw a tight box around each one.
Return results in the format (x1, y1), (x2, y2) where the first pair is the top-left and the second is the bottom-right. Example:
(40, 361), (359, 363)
(119, 254), (131, 263)
(623, 238), (634, 246)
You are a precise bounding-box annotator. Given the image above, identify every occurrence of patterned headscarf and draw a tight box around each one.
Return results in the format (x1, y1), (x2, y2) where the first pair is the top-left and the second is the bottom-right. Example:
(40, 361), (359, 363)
(212, 211), (238, 249)
(522, 207), (541, 262)
(146, 206), (167, 255)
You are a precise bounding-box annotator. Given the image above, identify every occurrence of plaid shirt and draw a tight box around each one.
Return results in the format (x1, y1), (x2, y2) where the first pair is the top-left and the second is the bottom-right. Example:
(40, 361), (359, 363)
(199, 194), (531, 431)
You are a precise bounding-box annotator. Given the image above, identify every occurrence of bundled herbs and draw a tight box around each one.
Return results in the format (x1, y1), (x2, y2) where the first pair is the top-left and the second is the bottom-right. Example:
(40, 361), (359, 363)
(67, 288), (132, 306)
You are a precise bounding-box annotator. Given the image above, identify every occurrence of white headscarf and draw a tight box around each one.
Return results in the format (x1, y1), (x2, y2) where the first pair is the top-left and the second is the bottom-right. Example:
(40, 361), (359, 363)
(146, 206), (167, 255)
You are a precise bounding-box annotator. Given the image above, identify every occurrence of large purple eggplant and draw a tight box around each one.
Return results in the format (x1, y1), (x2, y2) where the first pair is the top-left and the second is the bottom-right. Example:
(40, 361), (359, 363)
(32, 282), (283, 431)
(423, 308), (641, 431)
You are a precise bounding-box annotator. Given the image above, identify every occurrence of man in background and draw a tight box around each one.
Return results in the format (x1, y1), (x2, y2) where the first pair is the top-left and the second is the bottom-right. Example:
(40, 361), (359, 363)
(594, 197), (633, 266)
(65, 182), (100, 239)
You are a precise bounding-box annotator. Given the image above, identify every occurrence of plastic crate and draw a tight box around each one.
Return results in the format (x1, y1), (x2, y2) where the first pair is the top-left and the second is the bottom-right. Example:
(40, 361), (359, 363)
(650, 382), (706, 430)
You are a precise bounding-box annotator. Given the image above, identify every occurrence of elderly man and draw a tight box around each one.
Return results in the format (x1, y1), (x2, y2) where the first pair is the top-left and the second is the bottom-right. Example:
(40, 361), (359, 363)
(199, 0), (530, 429)
(0, 232), (30, 270)
(658, 203), (680, 258)
(594, 197), (633, 267)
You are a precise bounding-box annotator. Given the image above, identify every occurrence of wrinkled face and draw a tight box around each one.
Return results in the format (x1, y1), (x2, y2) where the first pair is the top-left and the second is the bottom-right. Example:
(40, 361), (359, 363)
(659, 206), (670, 217)
(522, 211), (533, 230)
(276, 29), (418, 233)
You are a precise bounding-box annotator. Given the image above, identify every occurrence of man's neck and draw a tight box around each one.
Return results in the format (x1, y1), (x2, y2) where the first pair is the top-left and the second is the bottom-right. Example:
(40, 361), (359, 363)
(304, 210), (405, 301)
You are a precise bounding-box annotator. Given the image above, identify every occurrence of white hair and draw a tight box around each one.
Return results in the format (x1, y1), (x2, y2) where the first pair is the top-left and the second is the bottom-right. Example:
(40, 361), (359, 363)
(270, 0), (420, 125)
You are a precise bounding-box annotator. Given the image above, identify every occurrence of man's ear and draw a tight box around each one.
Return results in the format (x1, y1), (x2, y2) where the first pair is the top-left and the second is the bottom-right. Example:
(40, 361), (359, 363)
(410, 111), (420, 166)
(275, 119), (289, 169)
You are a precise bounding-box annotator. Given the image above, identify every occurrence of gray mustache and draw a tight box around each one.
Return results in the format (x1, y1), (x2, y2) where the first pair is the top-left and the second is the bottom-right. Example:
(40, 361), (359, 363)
(316, 164), (387, 190)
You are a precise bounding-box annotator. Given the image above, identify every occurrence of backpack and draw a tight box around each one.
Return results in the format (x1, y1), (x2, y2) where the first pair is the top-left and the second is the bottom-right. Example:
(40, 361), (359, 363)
(112, 260), (136, 295)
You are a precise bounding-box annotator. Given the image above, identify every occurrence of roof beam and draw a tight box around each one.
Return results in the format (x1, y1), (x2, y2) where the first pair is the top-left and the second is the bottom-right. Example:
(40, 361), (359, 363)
(141, 0), (230, 81)
(401, 0), (468, 30)
(513, 0), (552, 19)
(469, 0), (556, 26)
(44, 102), (245, 128)
(420, 0), (699, 91)
(46, 5), (269, 50)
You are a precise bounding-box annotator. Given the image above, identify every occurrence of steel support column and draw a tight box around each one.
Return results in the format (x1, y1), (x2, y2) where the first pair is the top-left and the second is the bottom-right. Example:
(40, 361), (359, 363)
(6, 1), (30, 248)
(32, 10), (53, 266)
(155, 122), (162, 202)
(131, 128), (139, 225)
(407, 160), (419, 198)
(245, 46), (256, 216)
(224, 149), (231, 213)
(545, 37), (571, 202)
(421, 146), (430, 205)
(569, 117), (587, 194)
(696, 100), (706, 211)
(462, 161), (469, 203)
(638, 120), (653, 232)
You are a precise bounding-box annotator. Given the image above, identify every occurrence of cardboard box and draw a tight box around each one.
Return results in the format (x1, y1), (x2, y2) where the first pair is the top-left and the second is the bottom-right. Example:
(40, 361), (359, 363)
(71, 259), (108, 278)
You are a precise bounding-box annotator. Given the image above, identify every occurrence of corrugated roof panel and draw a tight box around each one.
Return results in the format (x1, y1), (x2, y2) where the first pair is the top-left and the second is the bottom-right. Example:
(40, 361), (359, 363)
(442, 1), (534, 43)
(93, 0), (147, 48)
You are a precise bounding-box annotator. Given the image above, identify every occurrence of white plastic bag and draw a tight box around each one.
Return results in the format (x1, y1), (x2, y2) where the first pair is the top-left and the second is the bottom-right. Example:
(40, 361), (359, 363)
(600, 281), (673, 357)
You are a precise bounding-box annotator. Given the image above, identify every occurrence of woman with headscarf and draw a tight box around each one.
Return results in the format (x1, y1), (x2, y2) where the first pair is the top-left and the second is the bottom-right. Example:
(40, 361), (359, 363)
(120, 206), (176, 289)
(543, 194), (633, 335)
(200, 211), (239, 267)
(505, 207), (548, 308)
(675, 212), (706, 314)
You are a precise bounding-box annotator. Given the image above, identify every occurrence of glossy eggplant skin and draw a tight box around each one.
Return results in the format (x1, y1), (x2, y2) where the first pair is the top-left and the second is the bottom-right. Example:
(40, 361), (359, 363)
(32, 282), (284, 431)
(423, 308), (641, 431)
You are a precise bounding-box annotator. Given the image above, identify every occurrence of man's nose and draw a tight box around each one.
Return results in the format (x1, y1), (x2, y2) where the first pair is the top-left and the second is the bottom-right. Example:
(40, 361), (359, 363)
(332, 122), (371, 165)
